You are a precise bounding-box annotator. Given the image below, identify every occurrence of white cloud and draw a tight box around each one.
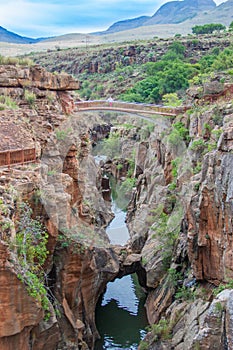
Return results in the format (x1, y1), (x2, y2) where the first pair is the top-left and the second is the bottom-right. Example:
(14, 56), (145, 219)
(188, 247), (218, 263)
(0, 0), (227, 37)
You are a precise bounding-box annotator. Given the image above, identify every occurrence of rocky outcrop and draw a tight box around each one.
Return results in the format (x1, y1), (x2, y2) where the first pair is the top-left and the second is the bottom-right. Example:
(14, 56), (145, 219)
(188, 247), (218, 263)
(188, 152), (233, 284)
(0, 64), (152, 349)
(0, 64), (79, 90)
(0, 242), (43, 350)
(53, 245), (119, 348)
(1, 58), (233, 350)
(122, 89), (233, 348)
(33, 34), (233, 77)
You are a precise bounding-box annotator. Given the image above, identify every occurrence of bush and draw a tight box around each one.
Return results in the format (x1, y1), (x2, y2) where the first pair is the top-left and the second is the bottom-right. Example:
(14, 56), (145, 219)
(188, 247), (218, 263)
(175, 285), (196, 301)
(102, 131), (121, 158)
(190, 139), (206, 151)
(139, 341), (149, 350)
(192, 23), (226, 35)
(0, 95), (18, 109)
(162, 93), (182, 107)
(24, 90), (36, 107)
(15, 202), (50, 316)
(150, 318), (172, 341)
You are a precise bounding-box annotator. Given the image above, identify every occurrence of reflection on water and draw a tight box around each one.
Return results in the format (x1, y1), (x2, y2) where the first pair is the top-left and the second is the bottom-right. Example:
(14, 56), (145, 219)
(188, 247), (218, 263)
(93, 148), (148, 349)
(95, 274), (147, 350)
(106, 200), (129, 246)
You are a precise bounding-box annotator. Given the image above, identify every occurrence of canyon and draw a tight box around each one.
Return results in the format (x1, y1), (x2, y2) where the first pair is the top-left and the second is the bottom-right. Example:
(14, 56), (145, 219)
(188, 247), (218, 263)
(0, 59), (232, 350)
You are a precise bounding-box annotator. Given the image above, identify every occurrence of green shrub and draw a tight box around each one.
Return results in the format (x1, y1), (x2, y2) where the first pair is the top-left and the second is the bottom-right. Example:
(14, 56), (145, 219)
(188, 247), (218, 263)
(213, 279), (233, 296)
(139, 340), (149, 350)
(190, 139), (206, 151)
(55, 128), (71, 140)
(102, 132), (121, 158)
(24, 90), (36, 107)
(162, 93), (182, 107)
(193, 162), (202, 174)
(15, 202), (50, 317)
(0, 95), (18, 109)
(150, 318), (172, 341)
(119, 177), (136, 193)
(192, 23), (226, 35)
(175, 285), (196, 301)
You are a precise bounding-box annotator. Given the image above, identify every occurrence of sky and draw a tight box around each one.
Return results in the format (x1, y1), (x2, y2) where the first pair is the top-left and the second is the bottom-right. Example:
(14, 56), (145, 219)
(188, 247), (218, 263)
(0, 0), (227, 38)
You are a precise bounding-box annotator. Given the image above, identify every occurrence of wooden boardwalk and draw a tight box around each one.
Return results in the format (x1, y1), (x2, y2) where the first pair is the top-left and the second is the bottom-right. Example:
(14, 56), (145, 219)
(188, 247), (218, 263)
(75, 100), (191, 117)
(0, 148), (36, 168)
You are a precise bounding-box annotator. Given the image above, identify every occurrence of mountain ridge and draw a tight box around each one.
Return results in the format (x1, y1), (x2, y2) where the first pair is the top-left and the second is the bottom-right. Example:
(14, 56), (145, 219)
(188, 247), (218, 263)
(99, 0), (230, 35)
(0, 26), (44, 44)
(1, 0), (233, 44)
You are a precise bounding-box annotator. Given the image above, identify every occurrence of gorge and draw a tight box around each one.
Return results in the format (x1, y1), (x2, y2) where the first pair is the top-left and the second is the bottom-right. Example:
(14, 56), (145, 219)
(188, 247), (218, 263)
(0, 41), (233, 350)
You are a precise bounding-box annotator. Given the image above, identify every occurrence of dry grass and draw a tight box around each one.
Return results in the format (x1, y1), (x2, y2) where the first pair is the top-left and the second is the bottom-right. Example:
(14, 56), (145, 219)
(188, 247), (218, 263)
(0, 2), (232, 58)
(0, 22), (194, 57)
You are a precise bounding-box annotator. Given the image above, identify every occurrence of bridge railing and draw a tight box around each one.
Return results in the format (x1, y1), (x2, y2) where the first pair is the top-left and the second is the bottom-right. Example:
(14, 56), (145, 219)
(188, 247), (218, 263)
(75, 100), (190, 116)
(0, 148), (36, 168)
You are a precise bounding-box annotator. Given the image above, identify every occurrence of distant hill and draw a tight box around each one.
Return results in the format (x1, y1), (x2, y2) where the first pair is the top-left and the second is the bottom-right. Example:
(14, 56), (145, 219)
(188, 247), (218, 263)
(146, 0), (216, 25)
(0, 26), (41, 44)
(99, 0), (233, 35)
(96, 16), (150, 35)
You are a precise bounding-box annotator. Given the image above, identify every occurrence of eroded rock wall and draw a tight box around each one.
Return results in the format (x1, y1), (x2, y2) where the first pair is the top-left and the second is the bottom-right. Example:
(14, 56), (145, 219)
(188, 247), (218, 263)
(125, 93), (233, 348)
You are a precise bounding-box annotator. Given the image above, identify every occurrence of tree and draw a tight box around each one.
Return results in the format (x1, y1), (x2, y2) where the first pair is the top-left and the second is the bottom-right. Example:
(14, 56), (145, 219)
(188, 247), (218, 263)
(192, 23), (226, 35)
(162, 93), (182, 107)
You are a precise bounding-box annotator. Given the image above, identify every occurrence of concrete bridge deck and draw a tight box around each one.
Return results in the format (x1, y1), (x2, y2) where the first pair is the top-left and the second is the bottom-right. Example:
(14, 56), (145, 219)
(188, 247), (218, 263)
(75, 100), (191, 117)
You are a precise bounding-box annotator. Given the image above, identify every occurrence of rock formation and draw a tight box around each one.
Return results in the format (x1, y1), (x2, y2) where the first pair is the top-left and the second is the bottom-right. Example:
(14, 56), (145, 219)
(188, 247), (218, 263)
(0, 53), (233, 350)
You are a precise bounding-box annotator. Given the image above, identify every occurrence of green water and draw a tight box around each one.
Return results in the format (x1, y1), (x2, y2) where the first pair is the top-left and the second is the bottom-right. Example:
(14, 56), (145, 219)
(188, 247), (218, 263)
(95, 274), (148, 350)
(93, 151), (148, 349)
(95, 194), (148, 349)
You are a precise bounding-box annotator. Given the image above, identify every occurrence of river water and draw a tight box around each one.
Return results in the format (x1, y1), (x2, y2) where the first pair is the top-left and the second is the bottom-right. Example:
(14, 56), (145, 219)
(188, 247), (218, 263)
(94, 170), (148, 349)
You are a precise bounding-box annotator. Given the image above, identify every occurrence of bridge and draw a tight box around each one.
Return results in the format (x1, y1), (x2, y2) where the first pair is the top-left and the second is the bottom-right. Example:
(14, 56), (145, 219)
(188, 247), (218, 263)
(75, 100), (191, 117)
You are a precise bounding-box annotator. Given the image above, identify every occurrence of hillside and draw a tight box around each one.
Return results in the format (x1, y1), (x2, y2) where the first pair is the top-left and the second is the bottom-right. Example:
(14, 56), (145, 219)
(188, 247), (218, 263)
(145, 0), (216, 25)
(0, 31), (233, 349)
(29, 32), (233, 101)
(0, 26), (41, 44)
(99, 0), (232, 35)
(1, 0), (233, 49)
(96, 16), (150, 35)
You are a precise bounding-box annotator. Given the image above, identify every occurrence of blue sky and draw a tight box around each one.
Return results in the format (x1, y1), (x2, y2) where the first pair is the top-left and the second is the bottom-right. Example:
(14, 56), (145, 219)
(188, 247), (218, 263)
(0, 0), (226, 38)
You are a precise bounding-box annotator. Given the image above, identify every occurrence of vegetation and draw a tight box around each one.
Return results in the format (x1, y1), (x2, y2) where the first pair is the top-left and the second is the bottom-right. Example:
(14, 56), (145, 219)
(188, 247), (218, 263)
(24, 89), (36, 107)
(14, 202), (50, 318)
(121, 42), (198, 103)
(55, 128), (72, 140)
(150, 204), (182, 269)
(0, 55), (34, 66)
(192, 23), (226, 35)
(162, 93), (182, 107)
(213, 279), (233, 296)
(0, 95), (18, 110)
(101, 131), (121, 158)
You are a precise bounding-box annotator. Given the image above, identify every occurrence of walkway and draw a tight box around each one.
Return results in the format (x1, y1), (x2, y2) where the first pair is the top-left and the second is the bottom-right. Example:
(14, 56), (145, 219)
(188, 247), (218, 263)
(0, 148), (36, 168)
(75, 100), (191, 117)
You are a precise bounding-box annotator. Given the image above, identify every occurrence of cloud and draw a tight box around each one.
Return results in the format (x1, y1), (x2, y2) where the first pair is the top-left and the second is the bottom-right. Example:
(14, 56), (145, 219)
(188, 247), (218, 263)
(0, 0), (226, 38)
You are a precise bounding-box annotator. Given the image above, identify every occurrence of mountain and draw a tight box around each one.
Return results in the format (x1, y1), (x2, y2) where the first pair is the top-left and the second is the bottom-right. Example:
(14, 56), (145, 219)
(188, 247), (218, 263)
(100, 0), (218, 34)
(146, 0), (216, 25)
(0, 26), (41, 44)
(96, 16), (150, 35)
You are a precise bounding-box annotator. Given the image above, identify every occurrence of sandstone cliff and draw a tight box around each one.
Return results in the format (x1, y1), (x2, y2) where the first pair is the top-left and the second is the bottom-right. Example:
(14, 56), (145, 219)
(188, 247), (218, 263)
(124, 86), (233, 348)
(0, 63), (148, 349)
(0, 60), (233, 350)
